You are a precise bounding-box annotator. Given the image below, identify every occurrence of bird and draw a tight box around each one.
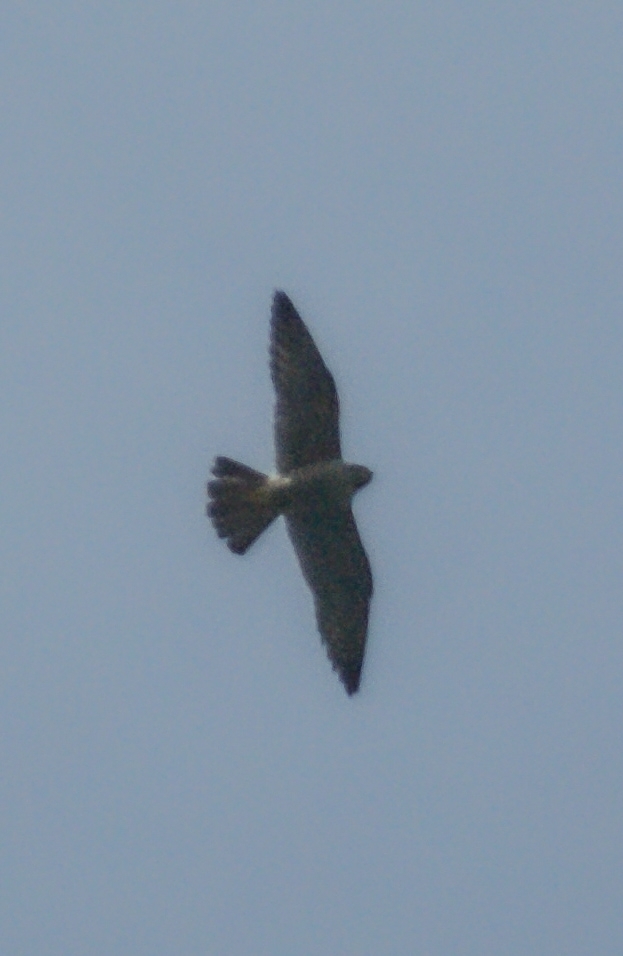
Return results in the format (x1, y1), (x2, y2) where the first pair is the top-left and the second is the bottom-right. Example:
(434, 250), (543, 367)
(207, 291), (373, 695)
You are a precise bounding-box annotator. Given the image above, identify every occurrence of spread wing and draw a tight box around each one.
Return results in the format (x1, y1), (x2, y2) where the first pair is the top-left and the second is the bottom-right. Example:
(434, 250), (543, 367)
(270, 291), (342, 473)
(286, 503), (372, 695)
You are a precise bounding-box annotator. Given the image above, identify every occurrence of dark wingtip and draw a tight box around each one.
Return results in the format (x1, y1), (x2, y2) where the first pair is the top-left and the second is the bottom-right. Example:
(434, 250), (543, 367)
(272, 288), (291, 307)
(271, 289), (300, 326)
(341, 666), (362, 696)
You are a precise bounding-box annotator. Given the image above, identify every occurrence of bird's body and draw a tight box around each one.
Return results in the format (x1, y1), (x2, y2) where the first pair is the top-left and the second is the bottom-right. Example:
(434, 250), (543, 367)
(207, 291), (373, 695)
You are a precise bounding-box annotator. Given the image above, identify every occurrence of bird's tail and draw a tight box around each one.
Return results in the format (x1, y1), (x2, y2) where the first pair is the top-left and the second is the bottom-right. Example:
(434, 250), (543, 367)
(207, 457), (280, 554)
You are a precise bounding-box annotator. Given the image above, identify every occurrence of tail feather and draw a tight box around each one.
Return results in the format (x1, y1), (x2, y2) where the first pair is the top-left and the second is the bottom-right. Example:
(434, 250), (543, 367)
(206, 457), (278, 554)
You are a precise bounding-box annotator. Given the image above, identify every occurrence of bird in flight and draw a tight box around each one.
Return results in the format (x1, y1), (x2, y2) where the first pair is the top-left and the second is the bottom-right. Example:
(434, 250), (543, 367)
(207, 291), (373, 695)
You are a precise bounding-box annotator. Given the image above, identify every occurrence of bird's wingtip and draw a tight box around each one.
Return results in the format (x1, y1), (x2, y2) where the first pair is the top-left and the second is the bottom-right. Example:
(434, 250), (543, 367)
(341, 666), (362, 696)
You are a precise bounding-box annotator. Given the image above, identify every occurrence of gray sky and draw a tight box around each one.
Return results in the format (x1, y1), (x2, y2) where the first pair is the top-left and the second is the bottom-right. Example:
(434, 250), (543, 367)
(2, 3), (622, 953)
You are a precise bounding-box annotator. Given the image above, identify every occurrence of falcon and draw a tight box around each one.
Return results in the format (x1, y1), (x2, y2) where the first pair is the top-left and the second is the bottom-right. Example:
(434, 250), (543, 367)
(207, 291), (373, 694)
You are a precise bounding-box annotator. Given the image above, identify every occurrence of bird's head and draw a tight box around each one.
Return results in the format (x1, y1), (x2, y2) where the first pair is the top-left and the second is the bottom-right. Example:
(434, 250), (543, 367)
(346, 463), (373, 493)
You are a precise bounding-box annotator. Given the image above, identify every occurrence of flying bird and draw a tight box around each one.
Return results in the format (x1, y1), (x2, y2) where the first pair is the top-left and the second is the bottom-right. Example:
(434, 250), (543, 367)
(207, 291), (373, 695)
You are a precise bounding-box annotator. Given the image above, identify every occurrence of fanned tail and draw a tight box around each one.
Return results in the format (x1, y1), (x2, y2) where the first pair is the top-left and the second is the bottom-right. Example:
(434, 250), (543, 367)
(206, 457), (279, 554)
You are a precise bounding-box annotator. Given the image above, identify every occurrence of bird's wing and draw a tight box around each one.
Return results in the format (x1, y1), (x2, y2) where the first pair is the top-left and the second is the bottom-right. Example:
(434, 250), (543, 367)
(286, 503), (372, 694)
(270, 291), (342, 473)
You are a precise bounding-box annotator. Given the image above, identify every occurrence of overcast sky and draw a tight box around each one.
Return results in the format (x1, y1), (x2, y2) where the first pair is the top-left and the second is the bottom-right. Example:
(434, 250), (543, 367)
(2, 3), (623, 954)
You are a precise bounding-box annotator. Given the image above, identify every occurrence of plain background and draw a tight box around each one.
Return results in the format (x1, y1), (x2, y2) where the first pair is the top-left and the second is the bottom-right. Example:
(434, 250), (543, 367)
(2, 3), (622, 954)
